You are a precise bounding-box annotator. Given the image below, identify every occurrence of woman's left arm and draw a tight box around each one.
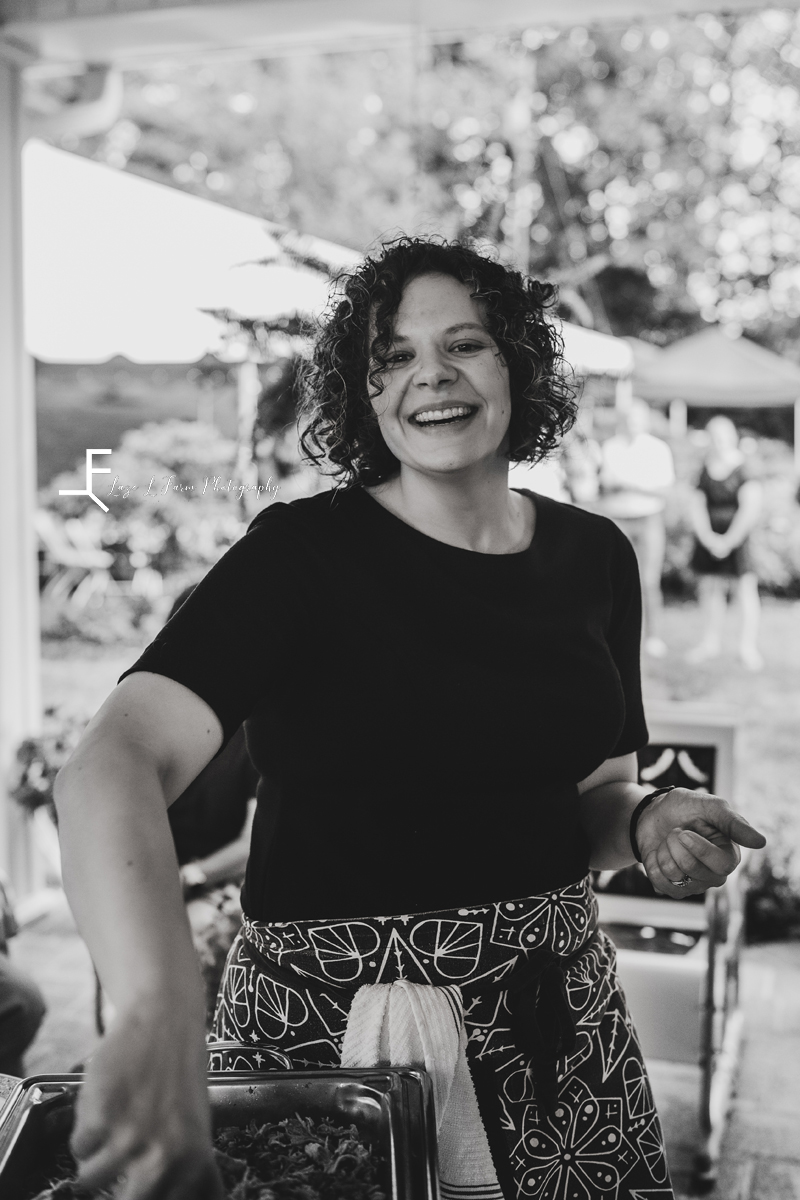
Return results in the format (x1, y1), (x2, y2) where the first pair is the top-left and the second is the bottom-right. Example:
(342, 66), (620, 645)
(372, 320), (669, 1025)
(577, 752), (767, 897)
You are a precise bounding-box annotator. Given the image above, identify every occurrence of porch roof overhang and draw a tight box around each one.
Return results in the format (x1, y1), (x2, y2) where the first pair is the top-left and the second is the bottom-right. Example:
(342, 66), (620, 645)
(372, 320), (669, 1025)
(3, 0), (800, 70)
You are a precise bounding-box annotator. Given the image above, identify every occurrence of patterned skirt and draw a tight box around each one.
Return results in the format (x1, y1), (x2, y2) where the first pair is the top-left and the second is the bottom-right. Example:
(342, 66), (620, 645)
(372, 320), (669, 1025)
(208, 877), (674, 1200)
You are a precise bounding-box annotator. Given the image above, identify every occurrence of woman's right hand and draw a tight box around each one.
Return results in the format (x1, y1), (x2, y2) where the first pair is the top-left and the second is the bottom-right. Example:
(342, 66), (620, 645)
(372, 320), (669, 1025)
(72, 1003), (223, 1200)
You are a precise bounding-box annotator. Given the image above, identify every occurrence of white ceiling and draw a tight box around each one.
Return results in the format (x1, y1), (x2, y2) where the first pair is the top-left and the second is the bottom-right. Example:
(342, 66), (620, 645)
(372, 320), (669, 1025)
(3, 0), (799, 68)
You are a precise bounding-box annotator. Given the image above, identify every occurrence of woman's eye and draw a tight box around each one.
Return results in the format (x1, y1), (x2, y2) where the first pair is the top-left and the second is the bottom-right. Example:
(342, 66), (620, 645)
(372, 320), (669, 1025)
(452, 341), (485, 353)
(386, 352), (412, 365)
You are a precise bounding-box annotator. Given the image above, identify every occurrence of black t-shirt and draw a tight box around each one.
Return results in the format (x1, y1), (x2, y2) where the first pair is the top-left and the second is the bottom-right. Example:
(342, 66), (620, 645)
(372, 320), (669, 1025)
(121, 487), (647, 920)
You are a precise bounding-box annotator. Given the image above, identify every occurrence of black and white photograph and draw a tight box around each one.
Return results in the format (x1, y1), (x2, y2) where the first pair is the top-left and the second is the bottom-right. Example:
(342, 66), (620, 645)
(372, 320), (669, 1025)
(0, 2), (798, 1198)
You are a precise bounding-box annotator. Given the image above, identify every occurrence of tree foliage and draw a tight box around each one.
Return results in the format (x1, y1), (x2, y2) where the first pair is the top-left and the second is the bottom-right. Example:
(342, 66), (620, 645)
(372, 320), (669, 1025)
(50, 10), (800, 352)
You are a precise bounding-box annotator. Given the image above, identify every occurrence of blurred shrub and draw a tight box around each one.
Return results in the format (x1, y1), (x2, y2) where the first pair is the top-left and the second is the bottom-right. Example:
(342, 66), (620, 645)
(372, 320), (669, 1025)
(10, 708), (87, 822)
(745, 837), (800, 943)
(662, 433), (800, 597)
(39, 591), (158, 645)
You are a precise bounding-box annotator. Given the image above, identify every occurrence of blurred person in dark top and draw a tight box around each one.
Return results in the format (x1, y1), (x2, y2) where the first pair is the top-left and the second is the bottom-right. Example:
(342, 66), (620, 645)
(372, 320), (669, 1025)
(599, 398), (675, 659)
(687, 416), (763, 671)
(0, 872), (46, 1078)
(166, 587), (258, 1019)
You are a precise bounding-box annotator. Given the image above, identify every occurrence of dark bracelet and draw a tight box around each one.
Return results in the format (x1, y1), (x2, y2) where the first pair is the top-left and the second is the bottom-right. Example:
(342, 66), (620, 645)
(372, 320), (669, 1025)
(629, 786), (676, 863)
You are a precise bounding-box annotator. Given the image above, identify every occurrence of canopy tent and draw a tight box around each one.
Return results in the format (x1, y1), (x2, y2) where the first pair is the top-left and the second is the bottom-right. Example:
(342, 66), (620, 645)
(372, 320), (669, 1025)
(23, 138), (355, 364)
(631, 327), (800, 468)
(632, 327), (800, 407)
(559, 321), (632, 381)
(627, 336), (664, 373)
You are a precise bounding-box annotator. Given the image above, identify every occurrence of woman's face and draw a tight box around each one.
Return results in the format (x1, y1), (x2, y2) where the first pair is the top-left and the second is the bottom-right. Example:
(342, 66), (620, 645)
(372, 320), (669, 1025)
(368, 272), (513, 479)
(707, 416), (738, 455)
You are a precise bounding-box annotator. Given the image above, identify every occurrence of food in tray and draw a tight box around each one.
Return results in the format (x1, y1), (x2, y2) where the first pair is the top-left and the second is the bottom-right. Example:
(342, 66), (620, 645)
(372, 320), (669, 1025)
(27, 1114), (387, 1200)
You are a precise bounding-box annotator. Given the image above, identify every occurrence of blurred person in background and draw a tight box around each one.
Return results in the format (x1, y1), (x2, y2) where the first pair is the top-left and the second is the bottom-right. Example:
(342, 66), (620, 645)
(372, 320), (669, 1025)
(166, 587), (259, 1021)
(562, 408), (603, 506)
(506, 452), (571, 501)
(507, 409), (601, 506)
(0, 872), (46, 1077)
(687, 415), (763, 671)
(599, 398), (675, 658)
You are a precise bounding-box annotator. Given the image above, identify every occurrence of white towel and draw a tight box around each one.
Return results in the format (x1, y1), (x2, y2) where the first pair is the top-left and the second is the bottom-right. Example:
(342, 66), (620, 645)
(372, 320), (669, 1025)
(340, 980), (504, 1200)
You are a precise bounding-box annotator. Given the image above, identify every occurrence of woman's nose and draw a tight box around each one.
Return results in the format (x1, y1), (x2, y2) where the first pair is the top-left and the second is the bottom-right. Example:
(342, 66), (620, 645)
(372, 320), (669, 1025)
(412, 352), (457, 388)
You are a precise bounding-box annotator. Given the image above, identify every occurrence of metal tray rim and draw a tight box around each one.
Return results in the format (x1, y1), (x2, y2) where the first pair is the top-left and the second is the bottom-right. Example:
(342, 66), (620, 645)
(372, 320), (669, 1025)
(0, 1067), (438, 1200)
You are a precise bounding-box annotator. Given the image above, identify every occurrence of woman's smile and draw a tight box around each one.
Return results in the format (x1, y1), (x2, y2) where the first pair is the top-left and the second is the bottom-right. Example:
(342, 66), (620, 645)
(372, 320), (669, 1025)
(408, 402), (479, 430)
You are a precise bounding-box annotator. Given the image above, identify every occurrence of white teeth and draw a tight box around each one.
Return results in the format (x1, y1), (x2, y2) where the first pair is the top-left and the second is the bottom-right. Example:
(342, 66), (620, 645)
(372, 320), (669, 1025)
(414, 406), (473, 425)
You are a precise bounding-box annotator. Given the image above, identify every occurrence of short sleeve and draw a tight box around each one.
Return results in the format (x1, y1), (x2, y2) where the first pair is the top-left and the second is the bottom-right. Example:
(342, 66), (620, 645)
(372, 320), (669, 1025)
(606, 527), (649, 758)
(118, 504), (302, 745)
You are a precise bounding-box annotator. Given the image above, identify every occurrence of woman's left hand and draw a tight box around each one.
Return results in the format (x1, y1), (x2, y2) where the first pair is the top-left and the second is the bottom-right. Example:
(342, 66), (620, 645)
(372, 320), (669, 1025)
(635, 788), (766, 898)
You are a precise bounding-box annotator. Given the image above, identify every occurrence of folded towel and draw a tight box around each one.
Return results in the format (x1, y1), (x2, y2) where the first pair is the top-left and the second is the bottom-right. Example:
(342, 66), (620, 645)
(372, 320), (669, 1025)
(341, 979), (504, 1200)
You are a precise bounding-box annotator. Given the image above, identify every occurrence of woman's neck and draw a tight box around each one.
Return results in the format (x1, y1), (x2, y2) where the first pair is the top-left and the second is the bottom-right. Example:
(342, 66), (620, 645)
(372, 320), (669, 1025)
(367, 465), (535, 554)
(706, 449), (743, 478)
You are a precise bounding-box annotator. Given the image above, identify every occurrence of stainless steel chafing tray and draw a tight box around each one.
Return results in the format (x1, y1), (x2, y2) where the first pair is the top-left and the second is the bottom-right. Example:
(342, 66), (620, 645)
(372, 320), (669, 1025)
(0, 1064), (439, 1200)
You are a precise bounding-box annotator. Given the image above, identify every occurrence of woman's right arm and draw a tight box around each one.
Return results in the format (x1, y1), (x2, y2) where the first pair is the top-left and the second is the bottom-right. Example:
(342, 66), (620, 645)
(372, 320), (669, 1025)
(54, 671), (226, 1200)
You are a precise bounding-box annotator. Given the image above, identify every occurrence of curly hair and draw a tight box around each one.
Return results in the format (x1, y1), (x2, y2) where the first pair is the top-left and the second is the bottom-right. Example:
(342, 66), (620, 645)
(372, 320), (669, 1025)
(298, 236), (578, 487)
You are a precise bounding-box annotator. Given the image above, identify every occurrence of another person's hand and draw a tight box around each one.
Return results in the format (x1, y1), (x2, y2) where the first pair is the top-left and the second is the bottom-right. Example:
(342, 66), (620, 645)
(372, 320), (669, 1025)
(179, 861), (209, 898)
(635, 788), (766, 898)
(72, 1001), (223, 1200)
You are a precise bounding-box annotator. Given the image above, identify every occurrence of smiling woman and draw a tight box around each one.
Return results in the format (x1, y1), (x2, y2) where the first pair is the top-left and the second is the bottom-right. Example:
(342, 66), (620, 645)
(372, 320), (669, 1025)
(53, 236), (764, 1200)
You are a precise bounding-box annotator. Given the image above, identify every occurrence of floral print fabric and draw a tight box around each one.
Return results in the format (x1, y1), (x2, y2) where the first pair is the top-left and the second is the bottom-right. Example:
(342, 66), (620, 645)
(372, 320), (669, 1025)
(209, 877), (674, 1200)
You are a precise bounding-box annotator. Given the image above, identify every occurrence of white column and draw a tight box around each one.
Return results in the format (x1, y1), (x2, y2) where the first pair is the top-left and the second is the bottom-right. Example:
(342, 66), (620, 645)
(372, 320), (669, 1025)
(0, 54), (43, 893)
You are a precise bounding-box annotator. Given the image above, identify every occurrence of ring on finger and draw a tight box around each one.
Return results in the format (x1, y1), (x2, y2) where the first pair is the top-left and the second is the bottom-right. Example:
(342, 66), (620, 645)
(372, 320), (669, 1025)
(671, 874), (693, 888)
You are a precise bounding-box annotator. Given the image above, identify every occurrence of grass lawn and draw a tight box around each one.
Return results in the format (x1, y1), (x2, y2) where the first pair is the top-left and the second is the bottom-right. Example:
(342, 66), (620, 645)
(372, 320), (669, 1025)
(40, 594), (800, 883)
